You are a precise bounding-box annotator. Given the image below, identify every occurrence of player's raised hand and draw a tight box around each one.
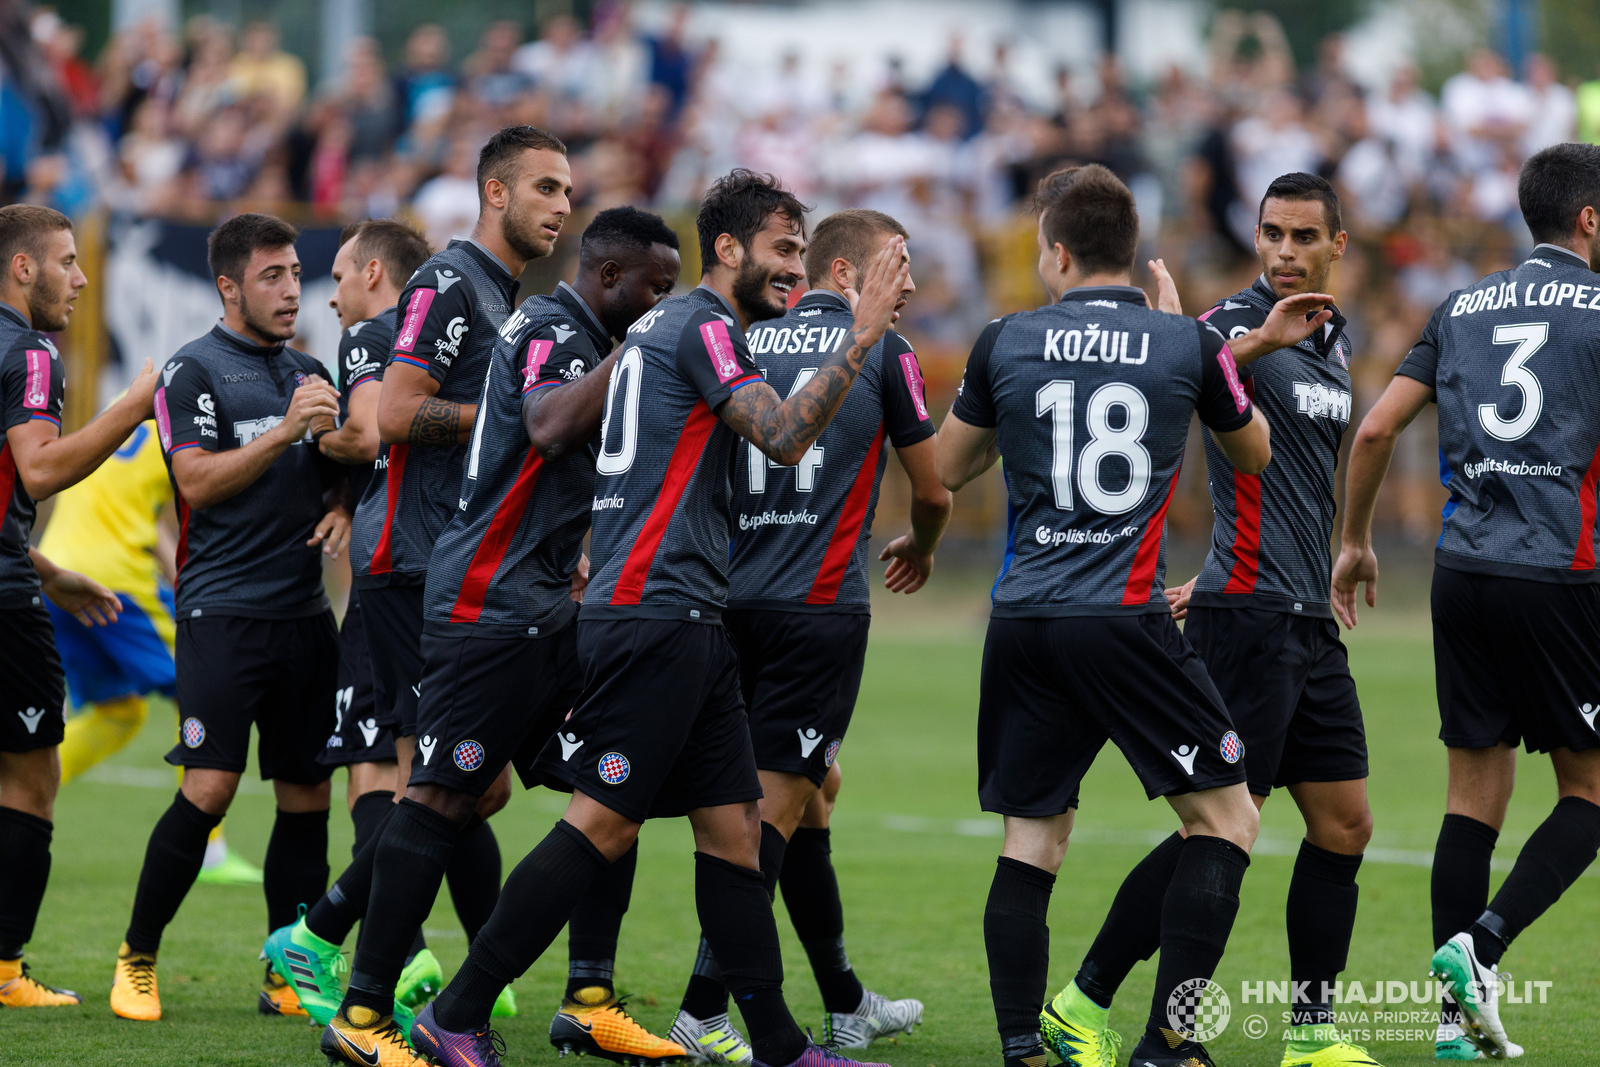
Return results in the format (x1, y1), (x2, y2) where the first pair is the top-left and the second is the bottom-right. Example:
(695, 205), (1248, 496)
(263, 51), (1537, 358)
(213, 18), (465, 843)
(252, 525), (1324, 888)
(879, 532), (935, 594)
(282, 376), (341, 440)
(1165, 574), (1198, 620)
(843, 235), (909, 354)
(42, 567), (123, 626)
(1149, 259), (1183, 315)
(1228, 292), (1335, 365)
(307, 506), (350, 559)
(1331, 541), (1378, 629)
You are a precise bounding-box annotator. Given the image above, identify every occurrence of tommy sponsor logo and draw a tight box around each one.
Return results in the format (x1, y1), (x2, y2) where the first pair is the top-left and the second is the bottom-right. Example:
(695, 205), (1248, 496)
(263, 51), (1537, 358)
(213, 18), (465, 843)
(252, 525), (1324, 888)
(23, 350), (51, 408)
(559, 732), (584, 761)
(598, 752), (630, 785)
(418, 735), (438, 765)
(798, 728), (823, 758)
(592, 494), (625, 511)
(699, 319), (745, 383)
(1042, 325), (1148, 364)
(740, 508), (818, 531)
(1035, 524), (1138, 547)
(1171, 743), (1198, 776)
(1581, 704), (1600, 733)
(234, 415), (282, 445)
(1220, 730), (1244, 764)
(453, 740), (485, 772)
(1292, 382), (1351, 422)
(181, 717), (205, 748)
(16, 707), (47, 735)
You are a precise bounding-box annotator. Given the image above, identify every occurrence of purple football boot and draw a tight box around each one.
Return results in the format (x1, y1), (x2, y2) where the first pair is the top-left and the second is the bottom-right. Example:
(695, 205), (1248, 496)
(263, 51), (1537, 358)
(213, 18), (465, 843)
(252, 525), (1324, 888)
(410, 1001), (505, 1067)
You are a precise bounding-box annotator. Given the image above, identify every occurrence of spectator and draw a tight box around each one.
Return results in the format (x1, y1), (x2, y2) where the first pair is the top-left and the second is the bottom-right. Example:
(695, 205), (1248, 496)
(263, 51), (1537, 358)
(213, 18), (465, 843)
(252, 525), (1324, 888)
(462, 20), (532, 111)
(1337, 101), (1410, 233)
(394, 24), (455, 130)
(1522, 54), (1576, 154)
(32, 11), (97, 119)
(1368, 64), (1439, 182)
(228, 21), (305, 119)
(921, 33), (985, 138)
(108, 97), (184, 213)
(1441, 49), (1529, 173)
(1230, 89), (1324, 243)
(410, 133), (481, 248)
(645, 3), (695, 118)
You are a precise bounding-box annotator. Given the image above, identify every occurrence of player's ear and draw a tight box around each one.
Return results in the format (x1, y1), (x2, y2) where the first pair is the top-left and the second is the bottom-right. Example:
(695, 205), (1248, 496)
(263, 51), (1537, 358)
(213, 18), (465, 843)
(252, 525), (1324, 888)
(713, 232), (743, 272)
(1331, 229), (1348, 260)
(831, 256), (854, 293)
(215, 274), (238, 305)
(601, 259), (624, 288)
(1055, 241), (1071, 277)
(364, 258), (382, 290)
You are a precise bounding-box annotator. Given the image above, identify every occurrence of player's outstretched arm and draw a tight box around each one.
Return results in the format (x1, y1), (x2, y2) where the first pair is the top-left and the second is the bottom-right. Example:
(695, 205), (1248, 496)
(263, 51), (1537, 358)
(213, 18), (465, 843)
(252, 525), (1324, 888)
(6, 358), (157, 501)
(1211, 407), (1272, 474)
(879, 436), (953, 594)
(29, 548), (121, 626)
(1226, 292), (1335, 366)
(1331, 374), (1433, 628)
(377, 361), (477, 447)
(315, 378), (380, 465)
(717, 237), (908, 465)
(935, 412), (999, 492)
(525, 348), (620, 460)
(173, 377), (340, 509)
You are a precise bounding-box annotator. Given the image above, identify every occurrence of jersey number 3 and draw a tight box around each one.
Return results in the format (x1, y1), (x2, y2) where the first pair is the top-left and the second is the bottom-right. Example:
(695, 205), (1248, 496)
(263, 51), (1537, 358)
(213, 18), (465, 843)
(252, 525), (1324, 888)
(1036, 380), (1151, 515)
(1478, 322), (1547, 442)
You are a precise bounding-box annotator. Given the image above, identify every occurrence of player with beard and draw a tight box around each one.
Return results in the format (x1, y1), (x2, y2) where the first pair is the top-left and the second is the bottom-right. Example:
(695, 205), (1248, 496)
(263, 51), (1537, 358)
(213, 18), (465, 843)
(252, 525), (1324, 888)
(668, 209), (947, 1063)
(0, 204), (158, 1007)
(1333, 143), (1600, 1061)
(110, 213), (351, 1022)
(307, 208), (685, 1067)
(407, 170), (906, 1067)
(1037, 173), (1378, 1067)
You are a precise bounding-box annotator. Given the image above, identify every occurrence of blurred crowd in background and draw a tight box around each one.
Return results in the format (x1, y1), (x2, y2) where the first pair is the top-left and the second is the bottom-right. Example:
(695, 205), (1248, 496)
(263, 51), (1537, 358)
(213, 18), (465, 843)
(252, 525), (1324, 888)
(4, 0), (1594, 546)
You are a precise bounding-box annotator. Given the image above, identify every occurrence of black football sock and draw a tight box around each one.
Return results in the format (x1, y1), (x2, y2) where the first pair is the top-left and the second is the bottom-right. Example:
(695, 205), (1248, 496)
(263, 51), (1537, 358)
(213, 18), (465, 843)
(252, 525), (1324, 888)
(1141, 835), (1249, 1052)
(1076, 831), (1183, 1009)
(983, 856), (1056, 1044)
(0, 808), (52, 958)
(681, 936), (729, 1019)
(307, 795), (397, 945)
(567, 840), (637, 1000)
(445, 816), (501, 945)
(124, 791), (222, 953)
(1286, 840), (1361, 1025)
(696, 852), (806, 1067)
(263, 808), (330, 934)
(431, 821), (609, 1032)
(1471, 796), (1600, 966)
(1431, 813), (1497, 1028)
(344, 799), (456, 1015)
(780, 827), (865, 1015)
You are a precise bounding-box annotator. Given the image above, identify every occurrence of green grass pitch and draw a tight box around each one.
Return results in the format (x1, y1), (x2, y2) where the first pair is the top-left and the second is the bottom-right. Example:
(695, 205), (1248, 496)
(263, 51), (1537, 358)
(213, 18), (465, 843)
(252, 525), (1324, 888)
(8, 581), (1598, 1065)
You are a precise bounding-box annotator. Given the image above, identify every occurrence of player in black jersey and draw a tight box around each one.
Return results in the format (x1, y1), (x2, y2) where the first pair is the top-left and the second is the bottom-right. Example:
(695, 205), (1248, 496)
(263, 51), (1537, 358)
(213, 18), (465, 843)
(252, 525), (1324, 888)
(668, 209), (948, 1062)
(937, 166), (1330, 1067)
(1045, 173), (1378, 1067)
(414, 171), (907, 1067)
(110, 213), (351, 1023)
(0, 204), (159, 1007)
(1334, 144), (1600, 1061)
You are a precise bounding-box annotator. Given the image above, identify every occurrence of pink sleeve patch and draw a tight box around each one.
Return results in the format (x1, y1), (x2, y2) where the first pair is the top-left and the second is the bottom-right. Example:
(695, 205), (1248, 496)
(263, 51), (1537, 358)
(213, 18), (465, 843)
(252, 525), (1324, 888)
(394, 288), (436, 353)
(898, 351), (930, 421)
(1217, 345), (1250, 414)
(23, 350), (51, 410)
(699, 319), (746, 384)
(1196, 306), (1220, 322)
(523, 339), (555, 388)
(153, 387), (172, 450)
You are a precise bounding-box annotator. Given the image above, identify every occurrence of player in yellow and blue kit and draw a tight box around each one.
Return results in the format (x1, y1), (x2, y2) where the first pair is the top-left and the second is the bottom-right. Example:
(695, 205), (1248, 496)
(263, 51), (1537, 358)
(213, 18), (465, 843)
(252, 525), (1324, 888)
(40, 417), (262, 886)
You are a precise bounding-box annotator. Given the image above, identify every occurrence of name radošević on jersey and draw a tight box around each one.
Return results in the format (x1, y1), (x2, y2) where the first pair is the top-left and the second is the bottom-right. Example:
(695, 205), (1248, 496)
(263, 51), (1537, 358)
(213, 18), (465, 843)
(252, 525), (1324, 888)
(582, 284), (765, 621)
(1192, 277), (1353, 616)
(0, 301), (65, 605)
(153, 323), (338, 618)
(730, 290), (934, 612)
(335, 308), (395, 508)
(349, 240), (518, 588)
(1397, 242), (1600, 581)
(424, 283), (611, 635)
(952, 285), (1254, 615)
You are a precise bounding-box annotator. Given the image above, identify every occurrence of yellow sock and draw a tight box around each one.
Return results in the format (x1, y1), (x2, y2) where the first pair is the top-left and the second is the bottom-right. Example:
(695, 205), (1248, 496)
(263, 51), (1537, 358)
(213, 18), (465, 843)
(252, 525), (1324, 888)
(58, 695), (148, 784)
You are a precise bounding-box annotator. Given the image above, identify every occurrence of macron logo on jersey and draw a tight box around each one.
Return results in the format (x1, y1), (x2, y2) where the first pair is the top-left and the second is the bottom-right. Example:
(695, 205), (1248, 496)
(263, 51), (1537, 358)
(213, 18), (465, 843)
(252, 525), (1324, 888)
(395, 288), (437, 353)
(700, 319), (744, 383)
(435, 269), (462, 293)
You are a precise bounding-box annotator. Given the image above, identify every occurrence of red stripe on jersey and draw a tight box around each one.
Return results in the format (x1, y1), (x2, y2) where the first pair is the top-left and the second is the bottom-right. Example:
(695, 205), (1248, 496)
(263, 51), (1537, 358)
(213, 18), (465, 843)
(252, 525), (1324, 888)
(1572, 437), (1600, 569)
(175, 496), (190, 582)
(368, 444), (409, 575)
(1121, 467), (1181, 606)
(806, 423), (885, 604)
(609, 400), (718, 605)
(450, 449), (546, 622)
(1223, 470), (1262, 593)
(0, 443), (16, 524)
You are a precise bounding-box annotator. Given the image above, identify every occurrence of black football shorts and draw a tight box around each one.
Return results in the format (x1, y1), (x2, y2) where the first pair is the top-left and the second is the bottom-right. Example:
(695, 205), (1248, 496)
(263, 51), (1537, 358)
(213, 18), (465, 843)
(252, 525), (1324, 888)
(1184, 605), (1367, 796)
(1432, 564), (1600, 753)
(978, 612), (1246, 817)
(167, 611), (338, 783)
(408, 621), (582, 796)
(361, 583), (424, 738)
(319, 593), (396, 767)
(723, 609), (869, 786)
(532, 618), (763, 823)
(0, 598), (66, 753)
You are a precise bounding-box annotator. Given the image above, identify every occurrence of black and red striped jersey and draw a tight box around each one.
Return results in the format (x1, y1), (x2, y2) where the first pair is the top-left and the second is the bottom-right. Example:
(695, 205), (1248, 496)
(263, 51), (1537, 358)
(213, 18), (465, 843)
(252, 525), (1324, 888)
(729, 290), (934, 612)
(1191, 278), (1352, 616)
(952, 285), (1253, 616)
(0, 301), (64, 605)
(581, 284), (764, 621)
(335, 308), (393, 508)
(422, 284), (610, 634)
(1397, 243), (1600, 582)
(350, 240), (518, 589)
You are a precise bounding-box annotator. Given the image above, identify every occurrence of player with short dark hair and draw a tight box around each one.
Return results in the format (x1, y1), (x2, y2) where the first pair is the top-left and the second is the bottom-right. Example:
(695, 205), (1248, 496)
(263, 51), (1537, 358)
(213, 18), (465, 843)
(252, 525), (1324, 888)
(1038, 172), (1379, 1067)
(1333, 141), (1600, 1061)
(668, 207), (948, 1062)
(407, 169), (908, 1067)
(938, 164), (1331, 1067)
(0, 204), (160, 1007)
(109, 212), (351, 1023)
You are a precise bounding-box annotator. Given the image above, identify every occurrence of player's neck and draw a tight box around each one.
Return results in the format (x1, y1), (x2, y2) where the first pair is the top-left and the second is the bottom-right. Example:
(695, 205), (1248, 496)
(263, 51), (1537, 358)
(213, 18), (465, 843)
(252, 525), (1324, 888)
(1054, 270), (1131, 299)
(469, 220), (528, 278)
(699, 270), (756, 330)
(1543, 234), (1597, 270)
(220, 307), (279, 348)
(0, 293), (29, 327)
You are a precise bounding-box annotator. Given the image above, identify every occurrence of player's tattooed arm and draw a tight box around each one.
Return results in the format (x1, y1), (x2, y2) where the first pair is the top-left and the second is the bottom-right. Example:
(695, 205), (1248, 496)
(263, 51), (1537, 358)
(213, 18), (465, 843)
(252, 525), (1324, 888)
(377, 361), (477, 446)
(409, 395), (463, 446)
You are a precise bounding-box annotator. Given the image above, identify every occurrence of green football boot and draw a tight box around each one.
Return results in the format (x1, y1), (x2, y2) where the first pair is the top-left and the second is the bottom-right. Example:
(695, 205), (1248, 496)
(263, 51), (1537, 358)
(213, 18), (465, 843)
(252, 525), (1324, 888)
(1039, 981), (1122, 1067)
